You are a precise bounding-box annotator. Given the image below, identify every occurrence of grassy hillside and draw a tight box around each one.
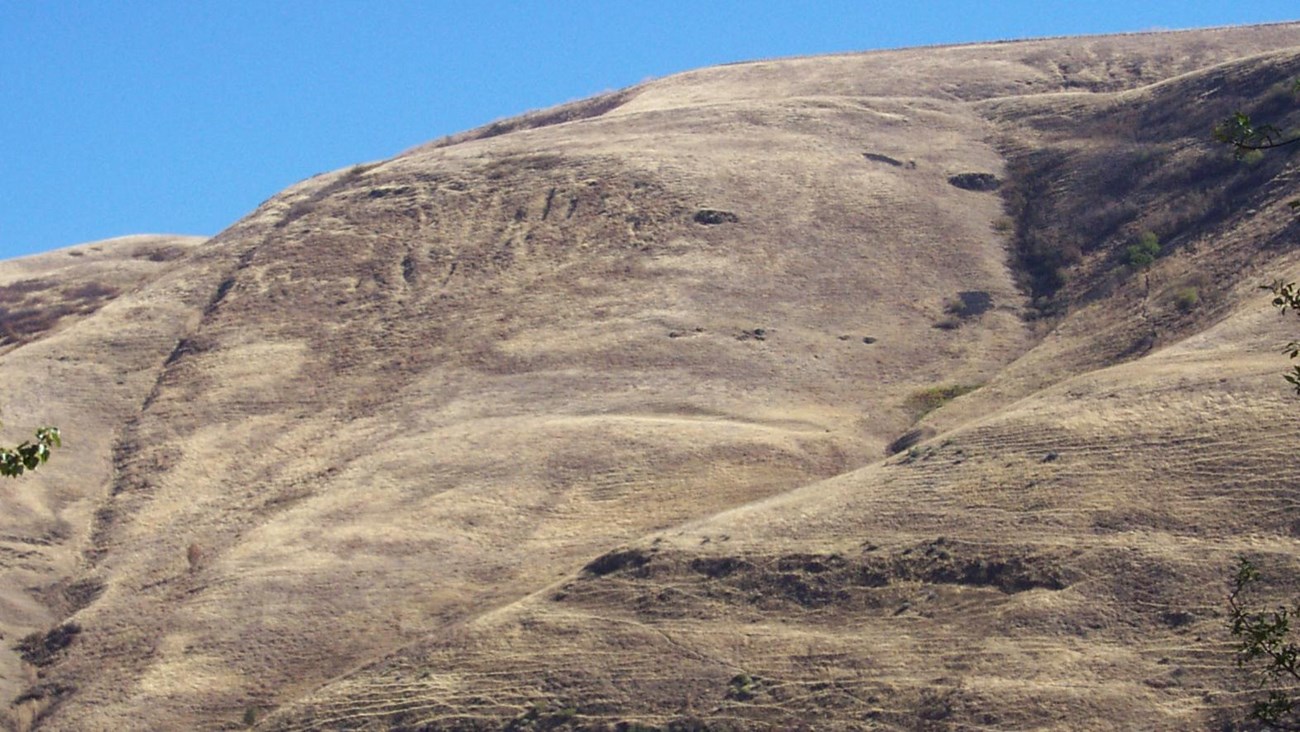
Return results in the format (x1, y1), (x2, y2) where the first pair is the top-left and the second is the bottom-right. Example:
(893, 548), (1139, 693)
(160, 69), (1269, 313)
(1, 23), (1300, 731)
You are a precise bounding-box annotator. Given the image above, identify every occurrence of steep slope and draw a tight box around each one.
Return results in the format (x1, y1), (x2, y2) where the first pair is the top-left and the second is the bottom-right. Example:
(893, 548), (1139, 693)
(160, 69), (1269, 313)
(4, 23), (1300, 732)
(31, 78), (1028, 732)
(256, 31), (1300, 732)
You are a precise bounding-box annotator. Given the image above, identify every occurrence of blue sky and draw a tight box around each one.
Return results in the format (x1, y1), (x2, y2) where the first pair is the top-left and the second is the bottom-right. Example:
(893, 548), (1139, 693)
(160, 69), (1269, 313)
(3, 2), (1298, 260)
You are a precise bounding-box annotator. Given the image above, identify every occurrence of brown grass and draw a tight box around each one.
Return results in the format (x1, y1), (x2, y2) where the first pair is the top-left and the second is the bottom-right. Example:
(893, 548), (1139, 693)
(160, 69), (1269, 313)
(2, 26), (1300, 732)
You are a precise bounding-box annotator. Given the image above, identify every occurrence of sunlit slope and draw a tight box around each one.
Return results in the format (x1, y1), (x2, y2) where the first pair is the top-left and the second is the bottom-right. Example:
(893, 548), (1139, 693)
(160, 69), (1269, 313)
(27, 38), (1031, 732)
(269, 289), (1300, 731)
(5, 22), (1300, 732)
(259, 31), (1300, 732)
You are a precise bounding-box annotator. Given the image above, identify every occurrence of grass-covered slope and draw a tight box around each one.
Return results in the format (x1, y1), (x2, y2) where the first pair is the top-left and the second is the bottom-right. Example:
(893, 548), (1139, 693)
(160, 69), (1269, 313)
(3, 23), (1300, 732)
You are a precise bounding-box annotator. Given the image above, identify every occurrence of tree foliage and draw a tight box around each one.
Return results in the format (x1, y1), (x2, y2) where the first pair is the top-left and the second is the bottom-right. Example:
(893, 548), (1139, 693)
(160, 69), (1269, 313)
(1124, 230), (1161, 269)
(1265, 280), (1300, 394)
(1220, 84), (1300, 729)
(1230, 558), (1300, 729)
(0, 426), (60, 478)
(1214, 83), (1300, 156)
(1229, 282), (1300, 728)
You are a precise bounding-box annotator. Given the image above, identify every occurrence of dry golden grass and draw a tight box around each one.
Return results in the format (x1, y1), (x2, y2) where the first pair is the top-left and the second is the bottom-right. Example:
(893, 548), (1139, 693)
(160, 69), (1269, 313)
(1, 23), (1300, 731)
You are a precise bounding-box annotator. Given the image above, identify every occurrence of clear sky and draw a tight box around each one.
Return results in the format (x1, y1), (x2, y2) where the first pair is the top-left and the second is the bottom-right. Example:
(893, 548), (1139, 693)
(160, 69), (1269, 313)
(3, 2), (1298, 260)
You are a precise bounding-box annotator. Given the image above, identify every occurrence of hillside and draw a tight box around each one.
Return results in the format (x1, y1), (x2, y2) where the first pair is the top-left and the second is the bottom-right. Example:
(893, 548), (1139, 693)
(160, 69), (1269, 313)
(4, 23), (1300, 731)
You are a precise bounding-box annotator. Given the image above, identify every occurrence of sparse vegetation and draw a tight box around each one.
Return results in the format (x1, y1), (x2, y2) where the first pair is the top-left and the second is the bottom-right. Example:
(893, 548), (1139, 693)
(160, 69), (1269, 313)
(997, 69), (1296, 318)
(905, 384), (981, 418)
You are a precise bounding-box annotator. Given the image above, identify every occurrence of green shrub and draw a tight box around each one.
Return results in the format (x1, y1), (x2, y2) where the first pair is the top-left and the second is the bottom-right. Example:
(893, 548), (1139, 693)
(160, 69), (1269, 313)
(1172, 286), (1200, 312)
(1125, 230), (1161, 268)
(727, 673), (760, 701)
